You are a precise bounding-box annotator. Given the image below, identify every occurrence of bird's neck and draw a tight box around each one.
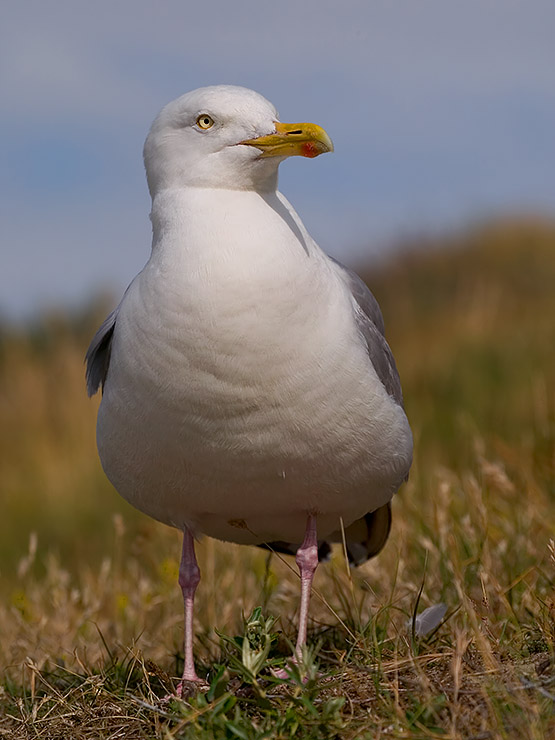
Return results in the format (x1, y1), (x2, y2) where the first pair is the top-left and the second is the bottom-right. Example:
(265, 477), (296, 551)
(140, 187), (327, 336)
(149, 187), (314, 267)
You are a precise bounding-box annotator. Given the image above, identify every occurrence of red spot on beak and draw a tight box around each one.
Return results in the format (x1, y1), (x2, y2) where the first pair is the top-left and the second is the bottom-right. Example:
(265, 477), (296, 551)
(301, 142), (319, 158)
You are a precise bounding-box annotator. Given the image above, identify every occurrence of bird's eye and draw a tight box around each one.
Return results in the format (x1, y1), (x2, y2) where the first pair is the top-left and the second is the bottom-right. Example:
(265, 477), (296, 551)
(196, 114), (214, 130)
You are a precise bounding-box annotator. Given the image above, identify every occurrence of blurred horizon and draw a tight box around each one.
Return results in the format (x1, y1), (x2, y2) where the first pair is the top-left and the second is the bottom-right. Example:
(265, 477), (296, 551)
(1, 212), (553, 330)
(2, 1), (555, 320)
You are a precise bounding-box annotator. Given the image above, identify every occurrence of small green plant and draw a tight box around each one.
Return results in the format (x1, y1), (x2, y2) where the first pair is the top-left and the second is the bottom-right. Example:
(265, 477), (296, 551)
(241, 607), (277, 678)
(217, 606), (279, 684)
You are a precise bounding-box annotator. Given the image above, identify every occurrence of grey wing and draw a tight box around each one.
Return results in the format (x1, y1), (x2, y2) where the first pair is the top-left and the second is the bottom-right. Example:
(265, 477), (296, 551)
(85, 306), (119, 397)
(330, 257), (404, 407)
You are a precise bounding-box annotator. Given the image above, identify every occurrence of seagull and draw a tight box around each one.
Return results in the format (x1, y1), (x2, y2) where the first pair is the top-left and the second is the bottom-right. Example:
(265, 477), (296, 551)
(86, 85), (412, 689)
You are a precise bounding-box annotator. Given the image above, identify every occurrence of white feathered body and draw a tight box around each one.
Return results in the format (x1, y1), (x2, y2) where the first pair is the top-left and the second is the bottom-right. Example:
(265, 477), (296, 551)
(97, 188), (412, 544)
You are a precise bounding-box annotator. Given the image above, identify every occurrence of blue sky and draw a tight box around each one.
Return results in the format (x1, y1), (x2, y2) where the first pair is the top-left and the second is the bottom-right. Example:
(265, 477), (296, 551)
(2, 0), (555, 319)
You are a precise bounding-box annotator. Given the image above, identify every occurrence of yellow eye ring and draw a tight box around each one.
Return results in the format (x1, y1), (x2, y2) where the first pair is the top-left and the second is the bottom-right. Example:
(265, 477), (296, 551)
(196, 114), (214, 130)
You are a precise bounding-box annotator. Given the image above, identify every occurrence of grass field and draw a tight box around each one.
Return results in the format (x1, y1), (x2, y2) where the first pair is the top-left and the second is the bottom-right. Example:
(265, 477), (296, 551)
(1, 218), (554, 738)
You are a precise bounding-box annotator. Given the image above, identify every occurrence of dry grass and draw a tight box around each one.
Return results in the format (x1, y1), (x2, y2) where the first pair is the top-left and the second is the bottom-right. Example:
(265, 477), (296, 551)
(1, 218), (554, 738)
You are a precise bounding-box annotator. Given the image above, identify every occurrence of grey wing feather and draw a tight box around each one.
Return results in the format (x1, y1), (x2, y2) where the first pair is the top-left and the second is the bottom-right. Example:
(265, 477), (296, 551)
(85, 306), (119, 397)
(331, 258), (386, 335)
(330, 257), (404, 407)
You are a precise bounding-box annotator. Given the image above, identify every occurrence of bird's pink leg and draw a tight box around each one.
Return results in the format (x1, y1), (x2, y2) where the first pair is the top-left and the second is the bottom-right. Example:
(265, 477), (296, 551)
(294, 513), (319, 660)
(275, 514), (318, 679)
(176, 528), (201, 690)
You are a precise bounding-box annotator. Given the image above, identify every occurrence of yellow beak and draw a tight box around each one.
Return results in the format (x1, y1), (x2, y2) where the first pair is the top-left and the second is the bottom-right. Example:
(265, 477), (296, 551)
(240, 121), (333, 159)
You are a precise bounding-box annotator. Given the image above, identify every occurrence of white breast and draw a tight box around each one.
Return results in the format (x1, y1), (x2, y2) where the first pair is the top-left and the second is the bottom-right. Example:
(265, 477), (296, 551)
(97, 188), (412, 544)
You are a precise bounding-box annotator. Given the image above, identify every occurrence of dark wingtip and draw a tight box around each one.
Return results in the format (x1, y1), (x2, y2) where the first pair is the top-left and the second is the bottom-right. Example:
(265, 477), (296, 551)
(257, 539), (332, 563)
(84, 308), (118, 398)
(349, 503), (392, 565)
(256, 506), (392, 567)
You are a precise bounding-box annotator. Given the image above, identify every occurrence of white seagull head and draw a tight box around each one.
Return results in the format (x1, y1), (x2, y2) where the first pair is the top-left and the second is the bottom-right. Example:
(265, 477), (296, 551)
(143, 85), (333, 196)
